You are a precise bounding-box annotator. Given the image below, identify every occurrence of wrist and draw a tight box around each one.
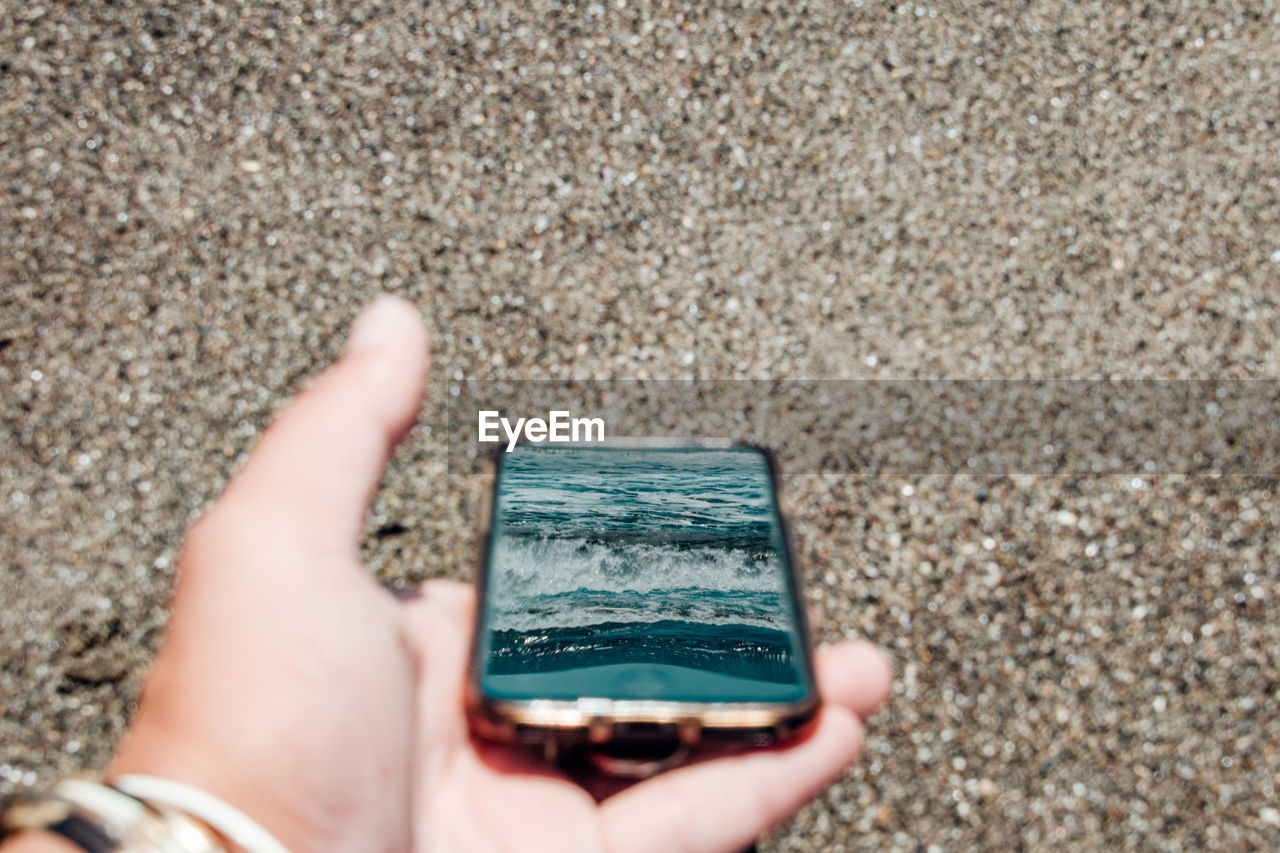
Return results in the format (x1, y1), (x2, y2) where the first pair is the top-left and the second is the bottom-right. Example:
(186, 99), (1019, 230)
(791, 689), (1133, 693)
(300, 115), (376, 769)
(109, 723), (304, 853)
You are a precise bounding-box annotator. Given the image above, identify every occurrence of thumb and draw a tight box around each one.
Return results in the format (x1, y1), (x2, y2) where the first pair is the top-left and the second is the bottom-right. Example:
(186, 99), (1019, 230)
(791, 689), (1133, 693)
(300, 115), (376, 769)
(210, 295), (430, 554)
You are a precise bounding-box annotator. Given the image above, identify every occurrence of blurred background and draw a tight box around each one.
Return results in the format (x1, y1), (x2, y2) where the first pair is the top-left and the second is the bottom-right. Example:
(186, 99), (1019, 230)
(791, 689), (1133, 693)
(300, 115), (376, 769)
(3, 1), (1279, 849)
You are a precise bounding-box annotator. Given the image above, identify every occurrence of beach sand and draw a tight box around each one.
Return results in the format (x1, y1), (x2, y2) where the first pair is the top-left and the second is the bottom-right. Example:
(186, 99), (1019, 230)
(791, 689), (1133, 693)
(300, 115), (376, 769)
(3, 1), (1279, 848)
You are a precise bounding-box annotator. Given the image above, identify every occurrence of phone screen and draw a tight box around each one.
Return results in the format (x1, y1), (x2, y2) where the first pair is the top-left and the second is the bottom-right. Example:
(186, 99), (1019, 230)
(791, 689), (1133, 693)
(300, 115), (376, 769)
(477, 444), (813, 704)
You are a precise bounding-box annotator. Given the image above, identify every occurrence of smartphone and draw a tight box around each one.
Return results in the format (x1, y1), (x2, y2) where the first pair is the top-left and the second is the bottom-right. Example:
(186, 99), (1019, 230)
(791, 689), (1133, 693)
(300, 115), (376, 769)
(466, 439), (819, 761)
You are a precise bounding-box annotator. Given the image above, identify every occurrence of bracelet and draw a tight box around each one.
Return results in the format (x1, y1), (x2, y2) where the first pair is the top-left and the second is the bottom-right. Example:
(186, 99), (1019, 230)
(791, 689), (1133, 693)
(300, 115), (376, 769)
(111, 777), (290, 853)
(0, 776), (222, 853)
(0, 787), (115, 853)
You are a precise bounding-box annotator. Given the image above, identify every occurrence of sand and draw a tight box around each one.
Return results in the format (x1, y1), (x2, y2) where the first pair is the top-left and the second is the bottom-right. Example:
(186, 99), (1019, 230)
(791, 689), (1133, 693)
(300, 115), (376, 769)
(3, 1), (1279, 849)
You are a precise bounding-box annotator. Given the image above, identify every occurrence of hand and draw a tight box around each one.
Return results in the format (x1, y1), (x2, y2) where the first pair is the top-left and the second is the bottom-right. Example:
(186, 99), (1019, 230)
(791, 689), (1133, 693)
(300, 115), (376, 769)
(109, 296), (430, 853)
(101, 296), (892, 853)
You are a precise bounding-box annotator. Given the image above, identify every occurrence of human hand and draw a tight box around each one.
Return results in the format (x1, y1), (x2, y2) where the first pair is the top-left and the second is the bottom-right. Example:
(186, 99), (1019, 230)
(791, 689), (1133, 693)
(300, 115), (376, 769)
(107, 296), (432, 852)
(99, 296), (892, 853)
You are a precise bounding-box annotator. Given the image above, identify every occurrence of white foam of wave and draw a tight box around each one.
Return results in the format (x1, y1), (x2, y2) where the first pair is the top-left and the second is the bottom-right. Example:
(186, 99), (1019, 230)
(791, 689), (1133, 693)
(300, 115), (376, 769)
(490, 536), (786, 602)
(490, 587), (790, 632)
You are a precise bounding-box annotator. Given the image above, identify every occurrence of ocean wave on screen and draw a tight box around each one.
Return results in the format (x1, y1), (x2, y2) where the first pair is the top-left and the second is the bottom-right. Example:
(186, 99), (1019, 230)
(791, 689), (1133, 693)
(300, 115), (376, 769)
(489, 535), (787, 600)
(490, 586), (788, 632)
(497, 448), (776, 543)
(487, 619), (798, 682)
(487, 446), (796, 637)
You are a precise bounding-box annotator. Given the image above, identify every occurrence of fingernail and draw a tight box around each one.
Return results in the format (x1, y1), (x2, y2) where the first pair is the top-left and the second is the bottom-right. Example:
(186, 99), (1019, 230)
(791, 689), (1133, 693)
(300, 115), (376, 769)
(346, 295), (402, 354)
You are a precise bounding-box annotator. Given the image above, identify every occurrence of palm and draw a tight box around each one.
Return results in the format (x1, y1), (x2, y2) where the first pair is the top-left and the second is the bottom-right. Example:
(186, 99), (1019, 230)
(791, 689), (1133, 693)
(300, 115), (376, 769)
(406, 582), (607, 853)
(421, 732), (606, 853)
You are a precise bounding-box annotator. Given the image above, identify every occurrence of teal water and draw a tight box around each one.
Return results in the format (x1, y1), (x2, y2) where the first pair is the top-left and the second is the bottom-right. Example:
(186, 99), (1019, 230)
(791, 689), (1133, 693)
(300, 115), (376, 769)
(482, 446), (808, 702)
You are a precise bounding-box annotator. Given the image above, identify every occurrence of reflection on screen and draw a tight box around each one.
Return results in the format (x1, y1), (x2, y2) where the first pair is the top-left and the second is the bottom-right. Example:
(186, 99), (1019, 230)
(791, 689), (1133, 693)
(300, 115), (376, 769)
(480, 445), (809, 703)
